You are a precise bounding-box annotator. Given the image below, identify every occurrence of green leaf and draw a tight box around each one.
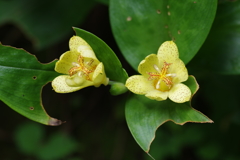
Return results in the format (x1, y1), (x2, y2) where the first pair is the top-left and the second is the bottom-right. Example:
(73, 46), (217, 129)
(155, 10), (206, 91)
(188, 1), (240, 75)
(0, 0), (95, 49)
(14, 122), (78, 159)
(0, 44), (62, 125)
(37, 132), (78, 160)
(125, 76), (212, 153)
(183, 75), (199, 96)
(73, 27), (128, 84)
(110, 0), (217, 70)
(14, 122), (44, 155)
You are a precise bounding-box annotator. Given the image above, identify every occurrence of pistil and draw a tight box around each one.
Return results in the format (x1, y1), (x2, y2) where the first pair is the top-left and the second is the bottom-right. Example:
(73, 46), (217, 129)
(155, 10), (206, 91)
(68, 55), (96, 80)
(148, 61), (176, 91)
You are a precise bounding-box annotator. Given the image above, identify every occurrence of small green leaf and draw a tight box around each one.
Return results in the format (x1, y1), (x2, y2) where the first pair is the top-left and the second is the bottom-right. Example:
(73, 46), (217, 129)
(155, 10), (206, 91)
(125, 76), (212, 153)
(37, 132), (78, 160)
(14, 122), (44, 155)
(0, 44), (62, 125)
(183, 75), (199, 96)
(110, 0), (217, 70)
(73, 27), (128, 84)
(109, 81), (128, 95)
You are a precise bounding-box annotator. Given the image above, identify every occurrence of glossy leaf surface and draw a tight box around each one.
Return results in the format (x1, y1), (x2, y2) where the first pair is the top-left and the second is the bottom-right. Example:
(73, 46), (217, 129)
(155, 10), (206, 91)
(110, 0), (217, 70)
(125, 76), (212, 152)
(74, 27), (128, 84)
(0, 44), (61, 125)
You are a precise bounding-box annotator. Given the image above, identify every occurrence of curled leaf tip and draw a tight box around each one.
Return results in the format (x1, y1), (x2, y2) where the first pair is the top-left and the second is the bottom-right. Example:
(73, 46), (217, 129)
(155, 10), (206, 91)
(48, 118), (62, 126)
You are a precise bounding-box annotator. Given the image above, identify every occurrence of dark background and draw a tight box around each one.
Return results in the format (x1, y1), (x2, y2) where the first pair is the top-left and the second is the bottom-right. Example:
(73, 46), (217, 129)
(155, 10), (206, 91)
(0, 1), (239, 160)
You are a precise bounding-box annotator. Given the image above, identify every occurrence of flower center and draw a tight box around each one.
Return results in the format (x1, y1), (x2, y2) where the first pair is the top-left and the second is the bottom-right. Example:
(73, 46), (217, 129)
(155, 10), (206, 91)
(148, 62), (176, 92)
(68, 55), (97, 81)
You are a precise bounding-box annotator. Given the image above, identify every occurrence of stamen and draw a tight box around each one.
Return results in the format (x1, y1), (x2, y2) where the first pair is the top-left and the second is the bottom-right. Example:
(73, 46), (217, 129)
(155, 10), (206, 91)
(156, 80), (161, 89)
(78, 72), (83, 77)
(148, 72), (159, 80)
(68, 55), (97, 81)
(147, 62), (176, 91)
(87, 59), (94, 66)
(72, 62), (80, 67)
(78, 55), (84, 65)
(162, 77), (173, 89)
(154, 64), (160, 72)
(166, 73), (176, 77)
(69, 66), (81, 76)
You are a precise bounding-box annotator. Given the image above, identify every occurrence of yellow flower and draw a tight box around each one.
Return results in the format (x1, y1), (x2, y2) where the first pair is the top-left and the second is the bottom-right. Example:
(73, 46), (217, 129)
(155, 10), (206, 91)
(52, 36), (109, 93)
(125, 41), (191, 103)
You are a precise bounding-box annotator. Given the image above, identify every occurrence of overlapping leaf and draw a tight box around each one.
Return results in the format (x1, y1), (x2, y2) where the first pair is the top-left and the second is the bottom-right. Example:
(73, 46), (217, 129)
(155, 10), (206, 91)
(74, 27), (128, 84)
(110, 0), (217, 70)
(125, 76), (213, 153)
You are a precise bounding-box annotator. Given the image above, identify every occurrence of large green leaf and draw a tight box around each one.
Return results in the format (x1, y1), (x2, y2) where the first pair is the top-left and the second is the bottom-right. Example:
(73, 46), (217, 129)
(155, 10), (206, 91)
(74, 27), (128, 84)
(14, 122), (78, 159)
(125, 76), (212, 153)
(0, 44), (61, 125)
(110, 0), (217, 70)
(188, 1), (240, 75)
(0, 0), (95, 49)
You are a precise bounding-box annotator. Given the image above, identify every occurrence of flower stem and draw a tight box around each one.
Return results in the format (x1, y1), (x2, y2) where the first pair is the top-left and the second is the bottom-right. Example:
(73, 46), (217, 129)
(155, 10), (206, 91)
(108, 80), (128, 95)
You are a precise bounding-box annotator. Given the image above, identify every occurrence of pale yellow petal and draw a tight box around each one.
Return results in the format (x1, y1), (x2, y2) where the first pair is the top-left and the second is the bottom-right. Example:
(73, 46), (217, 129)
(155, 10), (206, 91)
(157, 41), (179, 63)
(125, 75), (153, 95)
(69, 36), (88, 52)
(170, 59), (188, 83)
(78, 45), (98, 60)
(145, 90), (168, 101)
(92, 62), (109, 87)
(52, 75), (93, 93)
(65, 75), (93, 87)
(55, 51), (79, 74)
(168, 83), (191, 103)
(138, 54), (160, 77)
(69, 36), (97, 60)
